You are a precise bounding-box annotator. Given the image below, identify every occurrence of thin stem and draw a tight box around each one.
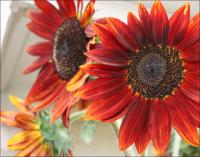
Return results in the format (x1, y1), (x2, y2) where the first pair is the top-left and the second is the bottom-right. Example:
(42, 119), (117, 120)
(172, 131), (181, 156)
(69, 110), (86, 123)
(111, 119), (140, 157)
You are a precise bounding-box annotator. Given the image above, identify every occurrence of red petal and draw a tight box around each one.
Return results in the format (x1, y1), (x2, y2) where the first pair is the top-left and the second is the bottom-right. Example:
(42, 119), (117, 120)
(179, 81), (200, 104)
(31, 83), (65, 111)
(177, 13), (200, 52)
(119, 97), (149, 150)
(23, 56), (50, 74)
(56, 0), (76, 19)
(27, 10), (58, 32)
(135, 100), (150, 154)
(106, 18), (138, 51)
(168, 3), (190, 46)
(85, 48), (129, 67)
(184, 71), (200, 89)
(76, 78), (126, 100)
(34, 0), (62, 24)
(181, 42), (200, 62)
(80, 64), (126, 78)
(86, 86), (132, 121)
(138, 2), (152, 42)
(93, 23), (127, 51)
(26, 42), (52, 56)
(150, 1), (169, 44)
(51, 90), (78, 123)
(25, 65), (58, 104)
(80, 0), (95, 27)
(175, 91), (200, 128)
(166, 95), (199, 146)
(149, 99), (171, 154)
(184, 62), (200, 74)
(27, 22), (53, 40)
(127, 12), (146, 48)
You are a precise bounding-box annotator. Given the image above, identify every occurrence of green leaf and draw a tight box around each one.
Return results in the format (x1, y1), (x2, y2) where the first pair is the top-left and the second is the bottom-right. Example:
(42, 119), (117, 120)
(80, 120), (96, 144)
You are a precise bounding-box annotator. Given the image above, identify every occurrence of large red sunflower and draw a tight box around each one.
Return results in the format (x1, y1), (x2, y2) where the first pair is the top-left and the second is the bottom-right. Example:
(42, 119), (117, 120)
(24, 0), (96, 127)
(76, 1), (200, 154)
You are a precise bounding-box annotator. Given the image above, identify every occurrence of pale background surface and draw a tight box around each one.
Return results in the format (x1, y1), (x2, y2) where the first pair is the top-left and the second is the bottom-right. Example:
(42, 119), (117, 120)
(1, 0), (199, 156)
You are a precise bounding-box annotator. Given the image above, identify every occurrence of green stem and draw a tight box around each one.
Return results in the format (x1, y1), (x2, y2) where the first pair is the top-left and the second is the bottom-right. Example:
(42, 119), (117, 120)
(69, 110), (86, 123)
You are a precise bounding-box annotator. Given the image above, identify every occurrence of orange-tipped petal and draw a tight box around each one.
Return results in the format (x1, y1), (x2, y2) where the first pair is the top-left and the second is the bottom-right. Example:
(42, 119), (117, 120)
(76, 78), (126, 100)
(51, 90), (78, 123)
(85, 48), (129, 67)
(149, 99), (171, 155)
(106, 18), (138, 51)
(7, 130), (41, 150)
(168, 3), (190, 46)
(166, 94), (200, 146)
(0, 111), (18, 127)
(127, 12), (146, 48)
(31, 83), (65, 111)
(9, 95), (30, 114)
(67, 70), (87, 92)
(150, 1), (169, 44)
(80, 64), (126, 78)
(86, 86), (132, 121)
(15, 136), (43, 156)
(80, 0), (95, 27)
(93, 23), (127, 51)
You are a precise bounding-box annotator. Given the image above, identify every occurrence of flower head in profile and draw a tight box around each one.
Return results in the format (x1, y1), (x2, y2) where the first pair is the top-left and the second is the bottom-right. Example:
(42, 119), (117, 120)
(0, 96), (73, 157)
(23, 0), (96, 127)
(77, 1), (200, 154)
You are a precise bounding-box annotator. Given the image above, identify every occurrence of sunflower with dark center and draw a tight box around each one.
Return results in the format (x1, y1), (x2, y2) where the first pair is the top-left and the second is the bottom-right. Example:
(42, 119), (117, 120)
(23, 0), (96, 127)
(76, 1), (200, 154)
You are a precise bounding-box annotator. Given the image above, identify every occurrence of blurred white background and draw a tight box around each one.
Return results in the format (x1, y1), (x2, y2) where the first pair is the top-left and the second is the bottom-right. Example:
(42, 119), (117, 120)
(1, 0), (199, 156)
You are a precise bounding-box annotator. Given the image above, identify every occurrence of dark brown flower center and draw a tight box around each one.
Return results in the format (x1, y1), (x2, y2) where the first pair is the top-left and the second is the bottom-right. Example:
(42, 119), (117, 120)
(127, 44), (184, 99)
(53, 17), (88, 80)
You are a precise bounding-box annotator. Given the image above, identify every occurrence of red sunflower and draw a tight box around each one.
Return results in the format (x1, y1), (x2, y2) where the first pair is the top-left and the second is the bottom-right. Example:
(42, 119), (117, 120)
(24, 0), (96, 127)
(76, 1), (200, 154)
